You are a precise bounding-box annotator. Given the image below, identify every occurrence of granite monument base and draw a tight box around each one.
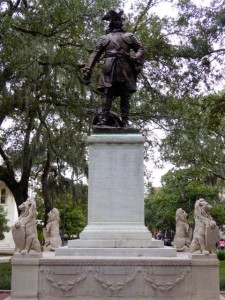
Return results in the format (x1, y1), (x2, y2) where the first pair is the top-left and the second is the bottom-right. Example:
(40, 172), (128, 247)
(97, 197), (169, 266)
(64, 133), (164, 251)
(9, 252), (220, 300)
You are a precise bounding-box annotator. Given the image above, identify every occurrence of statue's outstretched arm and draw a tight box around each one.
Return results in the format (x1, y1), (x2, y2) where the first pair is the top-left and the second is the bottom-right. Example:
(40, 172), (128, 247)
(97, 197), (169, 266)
(83, 37), (105, 84)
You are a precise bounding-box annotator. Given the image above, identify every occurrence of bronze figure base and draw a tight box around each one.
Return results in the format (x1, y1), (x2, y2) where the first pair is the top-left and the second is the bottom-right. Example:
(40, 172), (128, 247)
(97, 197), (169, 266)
(92, 125), (139, 134)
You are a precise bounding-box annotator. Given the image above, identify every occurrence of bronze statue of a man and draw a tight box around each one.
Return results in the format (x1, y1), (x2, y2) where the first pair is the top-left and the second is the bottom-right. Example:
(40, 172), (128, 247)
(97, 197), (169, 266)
(83, 10), (145, 127)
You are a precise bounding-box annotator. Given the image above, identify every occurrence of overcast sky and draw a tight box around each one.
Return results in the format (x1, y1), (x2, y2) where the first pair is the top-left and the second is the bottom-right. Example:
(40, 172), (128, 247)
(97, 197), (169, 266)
(124, 0), (212, 17)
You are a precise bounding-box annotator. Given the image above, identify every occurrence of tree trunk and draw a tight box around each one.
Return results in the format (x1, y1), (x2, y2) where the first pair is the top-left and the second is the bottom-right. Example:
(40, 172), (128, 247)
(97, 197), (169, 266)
(0, 171), (28, 213)
(41, 148), (53, 226)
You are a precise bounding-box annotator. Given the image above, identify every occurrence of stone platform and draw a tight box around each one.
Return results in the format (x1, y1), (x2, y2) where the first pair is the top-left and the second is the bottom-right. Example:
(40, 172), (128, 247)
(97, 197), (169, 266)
(55, 246), (176, 257)
(9, 252), (220, 300)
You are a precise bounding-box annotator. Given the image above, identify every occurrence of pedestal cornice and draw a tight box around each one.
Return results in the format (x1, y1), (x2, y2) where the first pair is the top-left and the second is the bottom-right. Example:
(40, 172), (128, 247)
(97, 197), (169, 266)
(88, 134), (144, 144)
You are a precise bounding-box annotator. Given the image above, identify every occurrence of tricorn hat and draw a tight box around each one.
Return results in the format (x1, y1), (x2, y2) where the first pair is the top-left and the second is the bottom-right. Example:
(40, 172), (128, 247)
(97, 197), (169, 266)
(102, 10), (124, 21)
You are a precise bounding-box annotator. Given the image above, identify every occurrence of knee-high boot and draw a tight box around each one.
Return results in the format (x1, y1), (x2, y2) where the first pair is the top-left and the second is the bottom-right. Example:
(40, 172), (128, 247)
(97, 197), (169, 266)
(120, 94), (131, 127)
(97, 89), (113, 125)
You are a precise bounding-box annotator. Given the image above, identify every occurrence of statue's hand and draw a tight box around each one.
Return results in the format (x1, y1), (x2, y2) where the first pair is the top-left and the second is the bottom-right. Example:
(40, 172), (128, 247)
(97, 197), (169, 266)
(130, 56), (142, 75)
(130, 56), (144, 67)
(83, 69), (91, 85)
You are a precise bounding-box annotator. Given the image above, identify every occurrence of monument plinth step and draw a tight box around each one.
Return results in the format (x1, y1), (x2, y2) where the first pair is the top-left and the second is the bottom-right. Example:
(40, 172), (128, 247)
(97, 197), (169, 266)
(67, 238), (163, 248)
(55, 246), (177, 257)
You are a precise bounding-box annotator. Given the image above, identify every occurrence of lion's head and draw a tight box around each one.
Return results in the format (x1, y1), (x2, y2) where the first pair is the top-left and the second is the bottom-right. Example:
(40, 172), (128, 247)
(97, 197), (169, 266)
(176, 208), (188, 222)
(19, 198), (37, 219)
(47, 208), (60, 222)
(194, 198), (213, 220)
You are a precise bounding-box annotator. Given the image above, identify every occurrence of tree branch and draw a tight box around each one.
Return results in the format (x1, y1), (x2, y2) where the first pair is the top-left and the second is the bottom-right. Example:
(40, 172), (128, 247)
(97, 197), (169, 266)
(12, 19), (71, 38)
(0, 144), (15, 178)
(133, 0), (156, 33)
(20, 117), (34, 188)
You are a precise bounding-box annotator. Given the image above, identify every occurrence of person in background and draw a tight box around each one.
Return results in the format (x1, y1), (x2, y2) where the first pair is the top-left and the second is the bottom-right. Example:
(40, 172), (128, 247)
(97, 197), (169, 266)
(218, 238), (225, 250)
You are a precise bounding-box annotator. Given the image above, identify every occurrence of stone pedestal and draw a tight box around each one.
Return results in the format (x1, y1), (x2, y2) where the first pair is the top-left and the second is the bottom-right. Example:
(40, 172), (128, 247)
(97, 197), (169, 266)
(65, 134), (164, 251)
(10, 253), (42, 300)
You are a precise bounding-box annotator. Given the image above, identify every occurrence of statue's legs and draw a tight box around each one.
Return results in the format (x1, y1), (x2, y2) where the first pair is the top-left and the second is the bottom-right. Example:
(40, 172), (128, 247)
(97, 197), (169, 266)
(120, 92), (131, 127)
(97, 87), (131, 127)
(97, 88), (113, 125)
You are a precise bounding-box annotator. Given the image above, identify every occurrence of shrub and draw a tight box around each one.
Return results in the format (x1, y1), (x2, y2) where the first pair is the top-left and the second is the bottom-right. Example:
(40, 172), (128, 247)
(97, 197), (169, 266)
(36, 224), (44, 245)
(0, 205), (10, 240)
(220, 278), (225, 291)
(217, 250), (225, 261)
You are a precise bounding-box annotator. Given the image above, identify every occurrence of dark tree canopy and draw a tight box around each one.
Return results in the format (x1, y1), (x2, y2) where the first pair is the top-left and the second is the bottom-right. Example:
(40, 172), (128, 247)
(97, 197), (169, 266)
(0, 0), (225, 221)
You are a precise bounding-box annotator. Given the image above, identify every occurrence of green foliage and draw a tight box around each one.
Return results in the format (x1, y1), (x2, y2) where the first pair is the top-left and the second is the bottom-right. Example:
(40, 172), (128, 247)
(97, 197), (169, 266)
(0, 205), (10, 240)
(0, 0), (225, 223)
(36, 183), (87, 239)
(0, 0), (121, 209)
(161, 91), (225, 187)
(211, 203), (225, 227)
(36, 224), (44, 245)
(56, 198), (87, 239)
(217, 250), (225, 261)
(145, 167), (220, 231)
(0, 263), (11, 290)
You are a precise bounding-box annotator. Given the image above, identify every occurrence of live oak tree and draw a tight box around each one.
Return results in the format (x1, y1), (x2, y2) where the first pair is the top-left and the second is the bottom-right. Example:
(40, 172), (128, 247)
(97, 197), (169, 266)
(0, 0), (119, 216)
(121, 0), (225, 171)
(1, 0), (225, 220)
(129, 0), (225, 128)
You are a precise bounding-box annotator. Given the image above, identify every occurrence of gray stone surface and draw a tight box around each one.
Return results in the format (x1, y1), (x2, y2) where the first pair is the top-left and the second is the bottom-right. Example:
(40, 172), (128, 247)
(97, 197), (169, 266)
(9, 252), (220, 300)
(0, 256), (11, 264)
(55, 246), (176, 257)
(12, 198), (41, 254)
(10, 253), (42, 300)
(43, 208), (62, 252)
(190, 198), (218, 254)
(66, 238), (163, 248)
(72, 134), (155, 248)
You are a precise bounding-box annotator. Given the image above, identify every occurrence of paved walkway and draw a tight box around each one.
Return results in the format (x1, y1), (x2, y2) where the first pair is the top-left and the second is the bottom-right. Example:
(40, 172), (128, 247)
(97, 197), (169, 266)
(0, 292), (10, 300)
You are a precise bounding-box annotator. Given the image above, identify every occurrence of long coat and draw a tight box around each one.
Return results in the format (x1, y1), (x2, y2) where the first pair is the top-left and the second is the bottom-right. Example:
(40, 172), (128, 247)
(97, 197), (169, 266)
(84, 29), (145, 93)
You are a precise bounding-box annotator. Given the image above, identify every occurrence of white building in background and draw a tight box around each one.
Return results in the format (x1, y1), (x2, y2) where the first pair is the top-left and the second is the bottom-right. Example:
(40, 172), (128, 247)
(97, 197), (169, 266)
(0, 180), (18, 253)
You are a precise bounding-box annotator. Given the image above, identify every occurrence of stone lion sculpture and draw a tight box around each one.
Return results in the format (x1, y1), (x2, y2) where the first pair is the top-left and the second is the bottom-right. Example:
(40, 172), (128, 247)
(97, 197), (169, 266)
(172, 208), (191, 252)
(12, 198), (41, 254)
(190, 198), (219, 255)
(43, 208), (62, 251)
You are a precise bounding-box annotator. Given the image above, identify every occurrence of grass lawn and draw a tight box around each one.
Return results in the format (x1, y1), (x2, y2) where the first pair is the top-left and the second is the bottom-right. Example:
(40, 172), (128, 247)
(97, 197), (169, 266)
(0, 263), (11, 290)
(220, 261), (225, 291)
